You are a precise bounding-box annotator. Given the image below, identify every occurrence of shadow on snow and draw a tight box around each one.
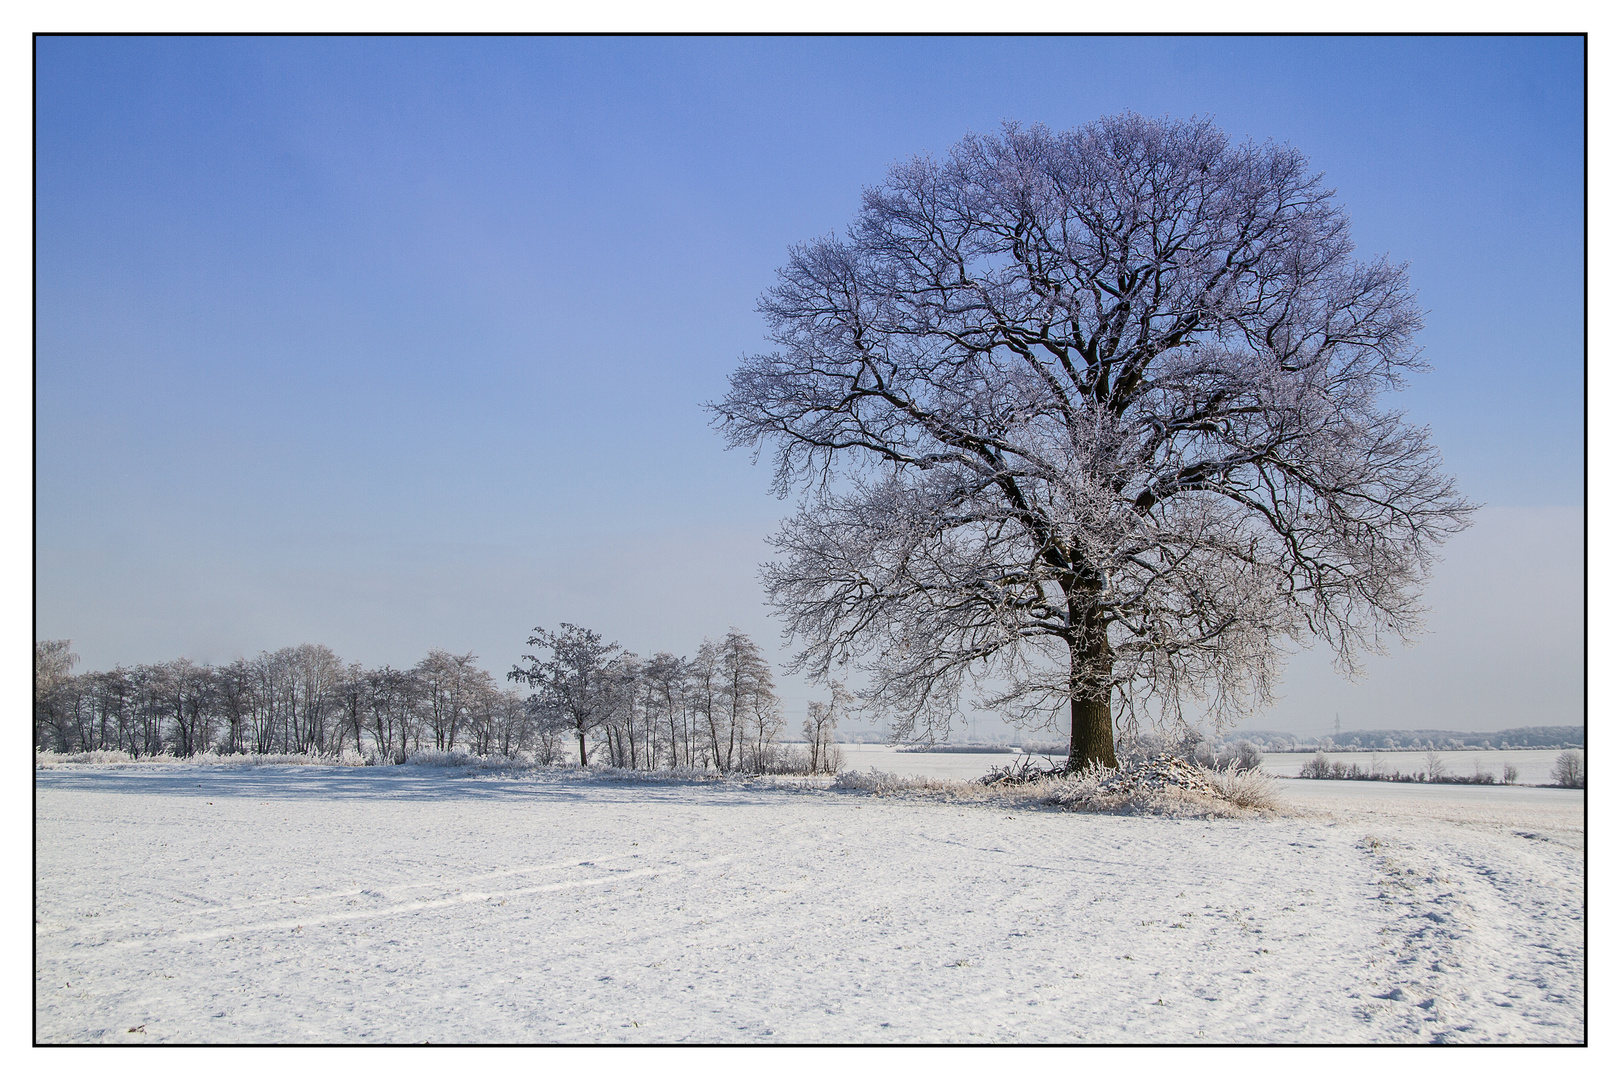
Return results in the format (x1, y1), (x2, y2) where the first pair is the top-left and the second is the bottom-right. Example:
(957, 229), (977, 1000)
(32, 763), (837, 808)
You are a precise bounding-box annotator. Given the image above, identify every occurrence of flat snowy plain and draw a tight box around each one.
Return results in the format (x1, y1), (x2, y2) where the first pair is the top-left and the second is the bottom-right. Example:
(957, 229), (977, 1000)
(35, 755), (1583, 1044)
(838, 745), (1576, 785)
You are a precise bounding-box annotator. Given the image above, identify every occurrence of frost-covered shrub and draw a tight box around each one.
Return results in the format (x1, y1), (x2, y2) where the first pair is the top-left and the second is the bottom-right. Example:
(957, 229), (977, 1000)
(831, 768), (897, 792)
(546, 753), (1282, 817)
(35, 749), (136, 766)
(1204, 764), (1281, 810)
(1299, 752), (1333, 779)
(404, 748), (535, 770)
(739, 740), (846, 776)
(744, 744), (811, 775)
(1551, 750), (1585, 789)
(1193, 739), (1264, 773)
(567, 764), (724, 784)
(831, 768), (974, 797)
(1038, 754), (1275, 817)
(1044, 760), (1223, 817)
(1501, 762), (1519, 784)
(198, 750), (367, 767)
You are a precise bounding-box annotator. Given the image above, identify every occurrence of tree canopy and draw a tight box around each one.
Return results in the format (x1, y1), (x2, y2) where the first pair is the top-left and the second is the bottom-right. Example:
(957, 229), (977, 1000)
(715, 112), (1472, 769)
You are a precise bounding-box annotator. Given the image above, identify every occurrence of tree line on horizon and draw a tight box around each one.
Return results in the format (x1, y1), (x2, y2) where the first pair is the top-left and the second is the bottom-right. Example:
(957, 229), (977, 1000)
(33, 629), (840, 773)
(1211, 726), (1585, 753)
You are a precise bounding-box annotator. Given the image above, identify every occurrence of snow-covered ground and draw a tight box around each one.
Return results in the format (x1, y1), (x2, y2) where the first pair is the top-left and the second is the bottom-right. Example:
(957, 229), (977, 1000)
(35, 760), (1583, 1044)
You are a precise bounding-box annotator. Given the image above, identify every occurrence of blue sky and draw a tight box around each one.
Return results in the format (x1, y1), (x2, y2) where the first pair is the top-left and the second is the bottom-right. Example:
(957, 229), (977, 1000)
(34, 35), (1584, 736)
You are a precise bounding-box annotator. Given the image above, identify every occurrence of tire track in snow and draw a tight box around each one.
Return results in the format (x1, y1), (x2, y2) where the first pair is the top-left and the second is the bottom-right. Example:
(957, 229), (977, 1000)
(91, 856), (733, 952)
(161, 852), (643, 917)
(37, 851), (645, 938)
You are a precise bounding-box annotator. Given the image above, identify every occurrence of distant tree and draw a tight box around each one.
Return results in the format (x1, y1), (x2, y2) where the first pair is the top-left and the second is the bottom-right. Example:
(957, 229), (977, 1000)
(331, 663), (370, 758)
(690, 639), (724, 769)
(714, 112), (1472, 770)
(215, 659), (255, 754)
(34, 640), (79, 750)
(626, 654), (675, 770)
(414, 649), (480, 751)
(1551, 750), (1584, 789)
(804, 682), (850, 774)
(364, 665), (419, 763)
(642, 652), (694, 767)
(245, 650), (289, 753)
(35, 676), (85, 753)
(169, 659), (217, 757)
(483, 685), (534, 758)
(509, 624), (623, 767)
(742, 680), (785, 773)
(85, 668), (134, 753)
(713, 631), (777, 771)
(462, 674), (499, 756)
(125, 664), (172, 757)
(35, 639), (77, 701)
(287, 644), (342, 753)
(1229, 740), (1262, 773)
(598, 654), (648, 768)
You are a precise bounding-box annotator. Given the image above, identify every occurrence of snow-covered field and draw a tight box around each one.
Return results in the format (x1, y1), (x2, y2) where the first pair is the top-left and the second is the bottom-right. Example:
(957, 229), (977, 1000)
(836, 744), (1576, 786)
(1262, 750), (1575, 787)
(839, 744), (1039, 780)
(35, 760), (1583, 1044)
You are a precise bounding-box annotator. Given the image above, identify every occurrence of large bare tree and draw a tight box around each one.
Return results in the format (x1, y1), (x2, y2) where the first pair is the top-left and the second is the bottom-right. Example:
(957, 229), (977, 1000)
(714, 113), (1472, 770)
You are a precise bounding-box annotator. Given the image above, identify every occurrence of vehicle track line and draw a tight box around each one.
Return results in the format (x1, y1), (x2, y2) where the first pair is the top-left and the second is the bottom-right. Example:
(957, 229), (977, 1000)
(91, 856), (733, 951)
(42, 851), (643, 935)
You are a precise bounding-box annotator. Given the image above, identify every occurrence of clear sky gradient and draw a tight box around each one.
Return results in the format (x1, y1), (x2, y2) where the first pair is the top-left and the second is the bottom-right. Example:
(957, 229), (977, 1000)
(35, 35), (1584, 738)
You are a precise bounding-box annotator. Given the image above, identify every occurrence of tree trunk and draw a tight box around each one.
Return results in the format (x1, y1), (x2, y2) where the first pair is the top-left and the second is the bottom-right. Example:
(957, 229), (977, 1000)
(1066, 597), (1119, 772)
(1068, 685), (1117, 772)
(576, 725), (588, 767)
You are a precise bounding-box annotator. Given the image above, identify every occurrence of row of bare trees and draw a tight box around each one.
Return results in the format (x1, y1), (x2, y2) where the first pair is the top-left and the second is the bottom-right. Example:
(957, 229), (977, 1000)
(509, 625), (834, 771)
(33, 640), (539, 762)
(35, 630), (842, 773)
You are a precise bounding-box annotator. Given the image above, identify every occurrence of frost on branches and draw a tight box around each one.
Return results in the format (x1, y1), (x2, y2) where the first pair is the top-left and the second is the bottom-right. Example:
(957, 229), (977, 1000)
(714, 113), (1472, 770)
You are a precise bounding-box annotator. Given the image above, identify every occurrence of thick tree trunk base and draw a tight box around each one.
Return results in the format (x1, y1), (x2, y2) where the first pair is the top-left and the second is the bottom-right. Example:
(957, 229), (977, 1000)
(1067, 693), (1118, 772)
